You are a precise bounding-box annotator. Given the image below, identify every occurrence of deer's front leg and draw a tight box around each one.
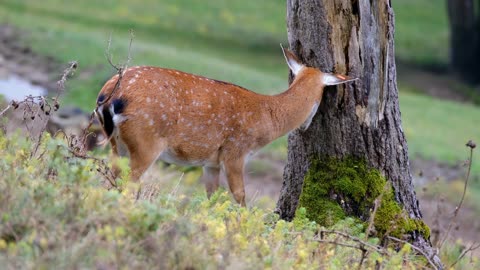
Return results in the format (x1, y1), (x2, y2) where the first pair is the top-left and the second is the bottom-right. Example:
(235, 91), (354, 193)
(123, 135), (167, 182)
(223, 158), (246, 206)
(203, 166), (220, 198)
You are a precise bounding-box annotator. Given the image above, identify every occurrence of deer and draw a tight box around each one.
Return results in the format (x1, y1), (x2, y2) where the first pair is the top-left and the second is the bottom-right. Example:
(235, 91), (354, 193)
(95, 47), (356, 206)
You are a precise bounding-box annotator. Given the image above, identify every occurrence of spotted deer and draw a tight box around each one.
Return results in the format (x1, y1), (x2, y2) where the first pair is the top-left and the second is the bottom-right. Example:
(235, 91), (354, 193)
(95, 48), (356, 206)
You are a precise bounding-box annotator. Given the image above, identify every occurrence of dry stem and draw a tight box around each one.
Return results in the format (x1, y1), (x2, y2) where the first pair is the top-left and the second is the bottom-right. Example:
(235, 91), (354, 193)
(438, 142), (475, 249)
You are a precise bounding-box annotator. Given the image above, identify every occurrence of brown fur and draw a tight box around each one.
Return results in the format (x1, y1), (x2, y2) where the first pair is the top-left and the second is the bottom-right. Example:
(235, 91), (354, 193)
(96, 50), (354, 206)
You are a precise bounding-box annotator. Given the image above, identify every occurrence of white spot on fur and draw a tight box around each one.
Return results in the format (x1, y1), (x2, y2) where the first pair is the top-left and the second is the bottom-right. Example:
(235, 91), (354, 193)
(149, 119), (154, 126)
(146, 97), (151, 103)
(162, 114), (167, 120)
(129, 78), (136, 84)
(144, 113), (150, 119)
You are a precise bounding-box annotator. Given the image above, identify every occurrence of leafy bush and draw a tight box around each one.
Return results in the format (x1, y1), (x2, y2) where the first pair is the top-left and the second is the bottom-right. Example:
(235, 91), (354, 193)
(0, 134), (438, 269)
(0, 132), (441, 269)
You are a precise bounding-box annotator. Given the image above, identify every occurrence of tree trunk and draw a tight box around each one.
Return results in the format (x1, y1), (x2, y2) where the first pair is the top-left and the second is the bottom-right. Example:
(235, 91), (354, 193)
(447, 0), (480, 84)
(276, 0), (442, 268)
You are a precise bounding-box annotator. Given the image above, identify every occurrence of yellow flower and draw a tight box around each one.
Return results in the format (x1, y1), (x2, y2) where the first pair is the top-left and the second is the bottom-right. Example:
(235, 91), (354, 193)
(233, 233), (248, 250)
(0, 239), (7, 250)
(39, 238), (49, 249)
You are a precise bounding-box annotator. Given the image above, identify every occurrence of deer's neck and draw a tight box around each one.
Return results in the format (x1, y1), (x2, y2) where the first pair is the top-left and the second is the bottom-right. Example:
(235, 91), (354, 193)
(263, 74), (322, 140)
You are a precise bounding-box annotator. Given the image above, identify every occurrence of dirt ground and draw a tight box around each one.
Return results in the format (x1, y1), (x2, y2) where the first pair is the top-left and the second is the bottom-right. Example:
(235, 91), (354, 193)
(0, 24), (59, 91)
(1, 23), (478, 254)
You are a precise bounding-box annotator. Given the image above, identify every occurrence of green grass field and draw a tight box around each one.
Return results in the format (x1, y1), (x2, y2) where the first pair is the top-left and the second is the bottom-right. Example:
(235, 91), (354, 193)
(394, 0), (449, 68)
(0, 0), (477, 174)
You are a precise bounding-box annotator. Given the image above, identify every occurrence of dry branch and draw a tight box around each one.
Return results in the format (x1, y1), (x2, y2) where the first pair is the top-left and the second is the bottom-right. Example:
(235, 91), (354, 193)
(387, 236), (439, 270)
(449, 242), (480, 268)
(438, 141), (476, 249)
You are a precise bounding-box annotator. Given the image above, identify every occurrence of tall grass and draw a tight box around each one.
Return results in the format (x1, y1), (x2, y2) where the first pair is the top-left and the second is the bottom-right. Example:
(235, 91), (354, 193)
(0, 132), (440, 269)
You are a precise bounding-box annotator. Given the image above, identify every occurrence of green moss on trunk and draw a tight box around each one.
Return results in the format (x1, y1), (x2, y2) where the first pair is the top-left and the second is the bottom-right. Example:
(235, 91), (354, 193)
(297, 157), (430, 239)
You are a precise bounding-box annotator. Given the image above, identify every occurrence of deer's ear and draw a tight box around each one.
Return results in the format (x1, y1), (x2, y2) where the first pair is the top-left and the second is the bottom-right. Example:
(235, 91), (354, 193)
(322, 73), (358, 86)
(281, 46), (304, 76)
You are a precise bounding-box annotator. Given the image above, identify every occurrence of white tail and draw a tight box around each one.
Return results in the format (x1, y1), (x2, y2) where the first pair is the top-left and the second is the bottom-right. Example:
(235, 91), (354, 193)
(95, 48), (356, 206)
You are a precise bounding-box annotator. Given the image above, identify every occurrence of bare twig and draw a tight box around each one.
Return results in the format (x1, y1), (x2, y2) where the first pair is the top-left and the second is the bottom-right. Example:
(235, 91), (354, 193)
(365, 198), (380, 240)
(170, 172), (185, 198)
(455, 141), (475, 215)
(67, 147), (117, 189)
(314, 239), (366, 250)
(387, 236), (439, 270)
(97, 30), (135, 108)
(357, 248), (368, 270)
(105, 33), (121, 71)
(0, 104), (11, 118)
(126, 29), (134, 67)
(316, 230), (387, 255)
(31, 62), (78, 157)
(365, 183), (390, 241)
(56, 61), (78, 99)
(449, 242), (480, 269)
(439, 141), (475, 249)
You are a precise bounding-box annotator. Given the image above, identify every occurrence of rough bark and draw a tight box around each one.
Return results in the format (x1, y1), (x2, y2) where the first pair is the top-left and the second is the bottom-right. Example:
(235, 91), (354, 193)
(276, 0), (443, 268)
(447, 0), (480, 84)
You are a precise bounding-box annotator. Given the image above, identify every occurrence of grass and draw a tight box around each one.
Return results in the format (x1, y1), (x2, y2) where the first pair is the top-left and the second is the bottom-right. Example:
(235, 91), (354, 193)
(400, 92), (480, 176)
(0, 0), (477, 173)
(393, 0), (449, 69)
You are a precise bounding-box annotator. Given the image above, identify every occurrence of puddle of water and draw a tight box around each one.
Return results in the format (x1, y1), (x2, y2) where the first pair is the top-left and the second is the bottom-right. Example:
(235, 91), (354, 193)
(0, 74), (46, 101)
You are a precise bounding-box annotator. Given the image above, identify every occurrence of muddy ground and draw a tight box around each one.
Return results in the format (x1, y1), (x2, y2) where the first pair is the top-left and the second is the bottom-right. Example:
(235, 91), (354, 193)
(1, 23), (478, 254)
